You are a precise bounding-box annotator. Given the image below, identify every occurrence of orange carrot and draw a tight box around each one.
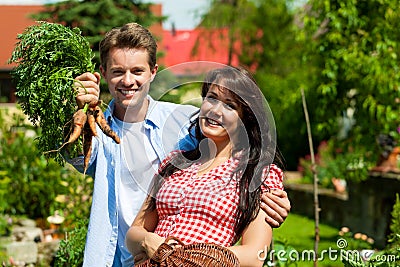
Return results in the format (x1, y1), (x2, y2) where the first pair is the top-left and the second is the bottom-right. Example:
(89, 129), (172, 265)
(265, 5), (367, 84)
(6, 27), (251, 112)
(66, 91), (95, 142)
(94, 106), (121, 144)
(83, 123), (93, 174)
(87, 108), (97, 137)
(67, 108), (87, 144)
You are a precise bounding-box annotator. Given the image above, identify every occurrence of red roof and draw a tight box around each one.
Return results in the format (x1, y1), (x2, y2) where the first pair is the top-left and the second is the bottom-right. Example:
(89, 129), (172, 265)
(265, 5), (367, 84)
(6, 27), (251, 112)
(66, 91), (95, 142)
(159, 28), (239, 75)
(0, 5), (45, 70)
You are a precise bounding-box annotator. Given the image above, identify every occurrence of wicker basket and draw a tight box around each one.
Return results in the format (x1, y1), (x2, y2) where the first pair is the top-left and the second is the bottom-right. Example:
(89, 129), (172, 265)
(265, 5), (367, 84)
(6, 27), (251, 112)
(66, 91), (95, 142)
(135, 236), (240, 267)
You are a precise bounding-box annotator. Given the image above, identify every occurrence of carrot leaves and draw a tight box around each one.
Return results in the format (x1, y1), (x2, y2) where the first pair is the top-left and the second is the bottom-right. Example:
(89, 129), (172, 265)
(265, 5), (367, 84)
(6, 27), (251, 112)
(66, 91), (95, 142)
(8, 21), (95, 164)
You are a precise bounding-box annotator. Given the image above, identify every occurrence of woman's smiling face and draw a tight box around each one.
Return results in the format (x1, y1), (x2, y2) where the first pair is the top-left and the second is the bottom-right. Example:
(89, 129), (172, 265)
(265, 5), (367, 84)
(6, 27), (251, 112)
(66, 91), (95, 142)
(199, 84), (244, 145)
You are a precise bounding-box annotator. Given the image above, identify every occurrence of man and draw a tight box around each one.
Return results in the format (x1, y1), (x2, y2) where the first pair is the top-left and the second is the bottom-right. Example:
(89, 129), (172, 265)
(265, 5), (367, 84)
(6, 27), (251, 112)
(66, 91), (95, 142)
(73, 22), (290, 267)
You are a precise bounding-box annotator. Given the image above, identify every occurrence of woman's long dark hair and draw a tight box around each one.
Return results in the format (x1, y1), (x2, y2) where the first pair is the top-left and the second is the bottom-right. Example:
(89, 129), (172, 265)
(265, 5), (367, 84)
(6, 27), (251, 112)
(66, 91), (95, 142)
(147, 66), (284, 242)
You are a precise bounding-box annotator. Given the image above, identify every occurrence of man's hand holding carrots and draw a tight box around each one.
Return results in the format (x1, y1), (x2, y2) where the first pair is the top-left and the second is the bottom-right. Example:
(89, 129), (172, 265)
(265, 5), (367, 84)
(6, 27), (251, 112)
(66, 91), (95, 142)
(74, 72), (101, 108)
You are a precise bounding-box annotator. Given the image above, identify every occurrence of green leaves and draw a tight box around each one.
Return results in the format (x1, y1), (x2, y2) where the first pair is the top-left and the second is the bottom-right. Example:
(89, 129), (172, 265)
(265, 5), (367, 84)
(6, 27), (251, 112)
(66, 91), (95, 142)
(54, 218), (89, 267)
(302, 0), (400, 156)
(8, 21), (95, 164)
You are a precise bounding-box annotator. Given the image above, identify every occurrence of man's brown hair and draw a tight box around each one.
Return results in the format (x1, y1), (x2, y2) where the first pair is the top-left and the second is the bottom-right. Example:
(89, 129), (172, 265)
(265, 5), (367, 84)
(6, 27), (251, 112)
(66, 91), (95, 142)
(99, 23), (157, 70)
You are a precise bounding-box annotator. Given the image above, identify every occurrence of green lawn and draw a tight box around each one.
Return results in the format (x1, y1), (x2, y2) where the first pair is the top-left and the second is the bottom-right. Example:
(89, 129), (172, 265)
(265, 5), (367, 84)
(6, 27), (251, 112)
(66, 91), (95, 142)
(271, 213), (344, 267)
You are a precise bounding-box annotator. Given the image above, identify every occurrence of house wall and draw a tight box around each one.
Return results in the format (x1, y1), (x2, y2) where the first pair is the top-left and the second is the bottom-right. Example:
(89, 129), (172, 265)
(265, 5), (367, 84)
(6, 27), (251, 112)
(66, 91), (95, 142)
(0, 5), (46, 103)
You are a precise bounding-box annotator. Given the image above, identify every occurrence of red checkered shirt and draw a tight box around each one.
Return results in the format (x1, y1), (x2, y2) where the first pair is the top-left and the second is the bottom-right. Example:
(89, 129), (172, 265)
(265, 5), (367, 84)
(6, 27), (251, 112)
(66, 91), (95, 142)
(154, 151), (284, 246)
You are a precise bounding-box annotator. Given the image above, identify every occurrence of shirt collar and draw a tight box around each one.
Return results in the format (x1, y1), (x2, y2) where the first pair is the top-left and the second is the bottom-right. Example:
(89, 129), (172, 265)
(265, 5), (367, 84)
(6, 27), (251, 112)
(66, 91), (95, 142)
(105, 96), (162, 129)
(144, 95), (163, 129)
(103, 99), (115, 124)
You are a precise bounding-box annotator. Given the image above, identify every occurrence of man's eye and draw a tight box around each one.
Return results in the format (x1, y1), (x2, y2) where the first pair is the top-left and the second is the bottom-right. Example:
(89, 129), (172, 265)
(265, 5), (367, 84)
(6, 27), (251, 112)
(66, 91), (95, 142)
(133, 69), (144, 75)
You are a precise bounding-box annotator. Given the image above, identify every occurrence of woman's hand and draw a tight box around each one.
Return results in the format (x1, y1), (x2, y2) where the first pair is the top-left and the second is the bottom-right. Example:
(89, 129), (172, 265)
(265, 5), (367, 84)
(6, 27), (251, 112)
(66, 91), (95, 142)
(261, 190), (291, 228)
(142, 232), (166, 259)
(74, 72), (101, 108)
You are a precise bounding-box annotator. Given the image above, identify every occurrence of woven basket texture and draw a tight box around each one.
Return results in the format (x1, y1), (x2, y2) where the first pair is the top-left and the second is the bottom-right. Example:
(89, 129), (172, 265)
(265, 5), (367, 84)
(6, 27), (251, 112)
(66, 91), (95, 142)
(135, 236), (240, 267)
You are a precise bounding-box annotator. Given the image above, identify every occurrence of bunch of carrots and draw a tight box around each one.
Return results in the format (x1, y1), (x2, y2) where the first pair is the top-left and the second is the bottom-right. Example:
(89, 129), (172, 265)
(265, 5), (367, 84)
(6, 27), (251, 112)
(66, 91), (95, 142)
(9, 21), (119, 172)
(66, 101), (120, 172)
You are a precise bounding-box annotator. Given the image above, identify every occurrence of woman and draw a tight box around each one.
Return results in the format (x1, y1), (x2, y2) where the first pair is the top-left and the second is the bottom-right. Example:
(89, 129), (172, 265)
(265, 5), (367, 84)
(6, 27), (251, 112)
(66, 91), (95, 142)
(125, 66), (284, 267)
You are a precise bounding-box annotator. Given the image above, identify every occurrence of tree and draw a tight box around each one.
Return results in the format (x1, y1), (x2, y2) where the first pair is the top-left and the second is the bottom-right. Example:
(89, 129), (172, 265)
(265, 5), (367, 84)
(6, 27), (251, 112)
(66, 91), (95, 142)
(31, 0), (164, 70)
(196, 0), (311, 169)
(301, 0), (400, 163)
(238, 0), (313, 170)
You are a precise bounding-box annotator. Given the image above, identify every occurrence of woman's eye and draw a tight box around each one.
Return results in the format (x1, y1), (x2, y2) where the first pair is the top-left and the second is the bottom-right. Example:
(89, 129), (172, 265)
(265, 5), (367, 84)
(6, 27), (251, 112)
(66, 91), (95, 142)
(205, 96), (217, 103)
(226, 103), (236, 110)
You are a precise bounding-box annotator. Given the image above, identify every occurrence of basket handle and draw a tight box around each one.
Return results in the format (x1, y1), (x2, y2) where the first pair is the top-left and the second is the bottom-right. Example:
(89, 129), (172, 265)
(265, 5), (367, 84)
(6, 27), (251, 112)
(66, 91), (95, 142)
(165, 236), (185, 247)
(151, 236), (184, 263)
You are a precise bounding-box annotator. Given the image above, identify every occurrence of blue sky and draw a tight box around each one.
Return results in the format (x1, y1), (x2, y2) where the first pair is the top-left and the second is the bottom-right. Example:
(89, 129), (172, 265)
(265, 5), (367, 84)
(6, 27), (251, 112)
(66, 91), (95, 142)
(143, 0), (209, 30)
(0, 0), (209, 30)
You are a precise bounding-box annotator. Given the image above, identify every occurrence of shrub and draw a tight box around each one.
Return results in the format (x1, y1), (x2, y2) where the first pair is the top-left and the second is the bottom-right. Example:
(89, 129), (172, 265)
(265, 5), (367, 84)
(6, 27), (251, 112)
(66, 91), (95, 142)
(0, 107), (92, 265)
(298, 140), (374, 188)
(54, 218), (88, 267)
(1, 109), (60, 219)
